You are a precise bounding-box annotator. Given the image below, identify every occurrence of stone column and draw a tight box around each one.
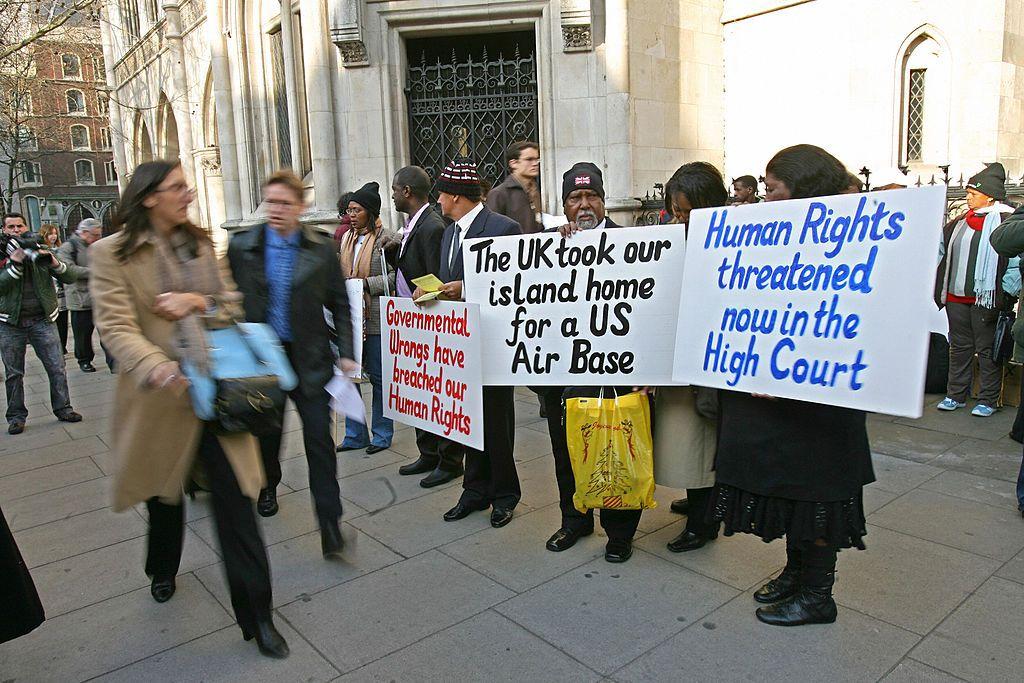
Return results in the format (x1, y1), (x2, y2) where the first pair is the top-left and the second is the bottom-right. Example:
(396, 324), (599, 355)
(603, 0), (635, 217)
(299, 0), (341, 226)
(207, 0), (243, 226)
(161, 1), (196, 185)
(98, 2), (130, 193)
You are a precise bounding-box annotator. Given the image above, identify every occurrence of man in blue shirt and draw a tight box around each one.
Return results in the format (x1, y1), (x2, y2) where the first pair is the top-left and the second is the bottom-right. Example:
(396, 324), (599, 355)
(227, 171), (356, 558)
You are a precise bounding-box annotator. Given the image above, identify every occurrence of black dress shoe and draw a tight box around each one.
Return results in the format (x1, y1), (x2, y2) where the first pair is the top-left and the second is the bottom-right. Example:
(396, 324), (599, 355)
(755, 589), (837, 626)
(7, 421), (24, 435)
(546, 526), (594, 552)
(150, 576), (176, 603)
(366, 444), (387, 454)
(666, 529), (718, 553)
(443, 502), (485, 522)
(321, 520), (344, 558)
(754, 567), (801, 604)
(242, 619), (290, 659)
(605, 539), (633, 563)
(335, 443), (366, 452)
(257, 488), (278, 517)
(670, 499), (690, 515)
(56, 410), (82, 423)
(420, 467), (462, 488)
(490, 508), (514, 528)
(398, 457), (437, 476)
(79, 362), (96, 373)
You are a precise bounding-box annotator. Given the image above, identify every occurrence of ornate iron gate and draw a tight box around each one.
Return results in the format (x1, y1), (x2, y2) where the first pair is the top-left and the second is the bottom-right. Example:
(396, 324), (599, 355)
(405, 41), (539, 191)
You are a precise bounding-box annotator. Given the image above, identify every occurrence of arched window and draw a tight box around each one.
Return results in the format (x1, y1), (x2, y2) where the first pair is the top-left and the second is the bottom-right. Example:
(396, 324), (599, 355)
(70, 124), (91, 150)
(122, 0), (141, 42)
(66, 89), (86, 115)
(898, 32), (951, 166)
(23, 196), (41, 230)
(61, 54), (81, 80)
(74, 159), (95, 185)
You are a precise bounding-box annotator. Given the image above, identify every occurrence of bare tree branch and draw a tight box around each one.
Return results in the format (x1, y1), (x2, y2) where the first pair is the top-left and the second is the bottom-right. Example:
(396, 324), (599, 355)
(0, 0), (100, 63)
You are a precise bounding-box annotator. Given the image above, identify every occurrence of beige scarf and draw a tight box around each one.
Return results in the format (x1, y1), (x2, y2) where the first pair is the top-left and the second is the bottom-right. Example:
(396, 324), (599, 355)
(339, 226), (379, 280)
(151, 229), (224, 375)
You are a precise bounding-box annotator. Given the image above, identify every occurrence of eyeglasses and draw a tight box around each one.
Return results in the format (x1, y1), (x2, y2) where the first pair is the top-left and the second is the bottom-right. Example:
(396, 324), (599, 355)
(344, 207), (364, 215)
(153, 183), (196, 196)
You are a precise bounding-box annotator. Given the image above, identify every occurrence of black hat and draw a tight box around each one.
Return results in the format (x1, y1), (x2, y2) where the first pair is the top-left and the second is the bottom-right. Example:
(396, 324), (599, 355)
(434, 158), (483, 200)
(351, 182), (382, 217)
(967, 163), (1006, 201)
(562, 162), (605, 204)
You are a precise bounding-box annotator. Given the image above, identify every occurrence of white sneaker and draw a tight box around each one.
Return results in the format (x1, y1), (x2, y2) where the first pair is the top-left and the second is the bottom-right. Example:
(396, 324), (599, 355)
(971, 404), (995, 417)
(937, 397), (966, 411)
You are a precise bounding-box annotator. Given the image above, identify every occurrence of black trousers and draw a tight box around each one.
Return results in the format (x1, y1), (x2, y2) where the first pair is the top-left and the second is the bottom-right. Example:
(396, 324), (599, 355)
(70, 309), (114, 368)
(541, 387), (641, 541)
(460, 386), (520, 510)
(414, 428), (464, 472)
(144, 427), (272, 630)
(55, 309), (68, 353)
(258, 381), (343, 524)
(683, 486), (717, 536)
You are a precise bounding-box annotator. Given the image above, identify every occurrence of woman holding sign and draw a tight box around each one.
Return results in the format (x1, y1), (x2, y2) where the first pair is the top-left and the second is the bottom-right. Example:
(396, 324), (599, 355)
(709, 145), (876, 627)
(656, 162), (729, 553)
(338, 182), (398, 454)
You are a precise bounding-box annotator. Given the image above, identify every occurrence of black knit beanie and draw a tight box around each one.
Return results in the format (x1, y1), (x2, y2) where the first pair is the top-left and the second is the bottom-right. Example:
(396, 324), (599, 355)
(562, 162), (605, 204)
(351, 181), (382, 217)
(967, 163), (1007, 201)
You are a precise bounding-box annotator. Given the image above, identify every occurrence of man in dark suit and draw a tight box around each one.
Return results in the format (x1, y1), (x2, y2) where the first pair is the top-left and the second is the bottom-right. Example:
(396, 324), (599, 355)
(388, 165), (464, 488)
(415, 158), (522, 529)
(539, 162), (641, 563)
(227, 170), (356, 559)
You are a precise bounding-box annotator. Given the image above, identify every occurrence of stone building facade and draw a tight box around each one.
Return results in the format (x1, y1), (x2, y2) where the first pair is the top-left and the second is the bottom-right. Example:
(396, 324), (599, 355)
(102, 0), (725, 240)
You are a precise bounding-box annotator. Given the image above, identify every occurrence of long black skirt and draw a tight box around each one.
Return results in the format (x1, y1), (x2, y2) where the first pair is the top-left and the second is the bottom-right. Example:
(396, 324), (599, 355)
(0, 505), (45, 643)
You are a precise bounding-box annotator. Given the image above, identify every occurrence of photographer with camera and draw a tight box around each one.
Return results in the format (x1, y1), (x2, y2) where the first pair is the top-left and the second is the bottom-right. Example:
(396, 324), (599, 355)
(0, 213), (82, 434)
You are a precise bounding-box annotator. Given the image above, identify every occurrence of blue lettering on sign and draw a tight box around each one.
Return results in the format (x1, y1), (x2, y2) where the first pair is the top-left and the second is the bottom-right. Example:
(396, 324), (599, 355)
(769, 338), (868, 390)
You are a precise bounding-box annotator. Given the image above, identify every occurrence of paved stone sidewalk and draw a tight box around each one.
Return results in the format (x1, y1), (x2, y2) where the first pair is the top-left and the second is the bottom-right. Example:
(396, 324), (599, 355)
(3, 353), (1024, 681)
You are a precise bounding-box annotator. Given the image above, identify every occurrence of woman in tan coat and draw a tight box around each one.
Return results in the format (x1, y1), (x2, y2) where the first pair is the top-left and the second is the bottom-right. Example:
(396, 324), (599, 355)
(654, 162), (729, 553)
(90, 160), (288, 659)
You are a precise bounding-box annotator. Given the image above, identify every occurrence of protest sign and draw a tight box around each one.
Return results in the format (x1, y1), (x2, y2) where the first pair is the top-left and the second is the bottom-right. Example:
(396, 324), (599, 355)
(673, 186), (945, 417)
(463, 226), (687, 385)
(345, 279), (364, 379)
(381, 296), (484, 449)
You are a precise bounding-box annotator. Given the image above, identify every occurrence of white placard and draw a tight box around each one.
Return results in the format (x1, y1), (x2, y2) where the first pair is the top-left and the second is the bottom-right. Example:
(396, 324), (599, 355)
(346, 279), (363, 379)
(463, 226), (687, 385)
(673, 186), (945, 417)
(381, 297), (484, 449)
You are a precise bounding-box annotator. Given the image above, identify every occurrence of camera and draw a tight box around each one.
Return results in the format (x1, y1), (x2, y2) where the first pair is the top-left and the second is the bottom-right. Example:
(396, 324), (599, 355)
(1, 232), (51, 265)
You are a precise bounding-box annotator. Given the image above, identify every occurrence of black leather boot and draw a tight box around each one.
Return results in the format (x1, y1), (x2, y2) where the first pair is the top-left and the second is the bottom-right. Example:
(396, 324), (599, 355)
(756, 544), (837, 626)
(754, 541), (802, 603)
(242, 619), (290, 658)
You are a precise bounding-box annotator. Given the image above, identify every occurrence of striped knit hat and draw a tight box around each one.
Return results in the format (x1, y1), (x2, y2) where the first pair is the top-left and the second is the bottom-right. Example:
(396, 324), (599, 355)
(434, 158), (482, 200)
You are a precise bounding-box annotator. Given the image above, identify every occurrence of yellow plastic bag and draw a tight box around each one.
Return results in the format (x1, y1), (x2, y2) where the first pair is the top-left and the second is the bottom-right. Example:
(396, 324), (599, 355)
(565, 390), (657, 513)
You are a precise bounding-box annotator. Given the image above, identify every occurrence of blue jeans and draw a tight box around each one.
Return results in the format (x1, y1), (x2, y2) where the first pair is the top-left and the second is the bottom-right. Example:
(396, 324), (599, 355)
(343, 334), (393, 449)
(0, 318), (72, 423)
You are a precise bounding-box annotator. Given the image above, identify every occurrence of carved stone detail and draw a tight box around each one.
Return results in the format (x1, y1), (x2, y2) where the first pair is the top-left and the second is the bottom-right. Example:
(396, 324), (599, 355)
(330, 0), (369, 67)
(332, 35), (369, 67)
(562, 24), (593, 51)
(561, 1), (594, 52)
(195, 148), (222, 175)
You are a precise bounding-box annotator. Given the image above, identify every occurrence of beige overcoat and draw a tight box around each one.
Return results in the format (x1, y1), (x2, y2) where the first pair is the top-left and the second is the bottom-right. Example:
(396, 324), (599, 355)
(89, 232), (264, 512)
(653, 386), (716, 490)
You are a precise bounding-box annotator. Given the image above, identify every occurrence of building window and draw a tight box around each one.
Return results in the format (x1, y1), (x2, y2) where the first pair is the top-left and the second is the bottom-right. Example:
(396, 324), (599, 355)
(104, 160), (118, 184)
(66, 89), (86, 115)
(144, 0), (159, 23)
(61, 54), (81, 80)
(268, 28), (293, 169)
(20, 161), (42, 186)
(122, 0), (141, 42)
(92, 56), (105, 81)
(75, 159), (95, 185)
(906, 69), (926, 163)
(18, 93), (32, 116)
(23, 196), (41, 230)
(17, 126), (37, 151)
(98, 92), (109, 116)
(70, 124), (91, 150)
(100, 127), (111, 149)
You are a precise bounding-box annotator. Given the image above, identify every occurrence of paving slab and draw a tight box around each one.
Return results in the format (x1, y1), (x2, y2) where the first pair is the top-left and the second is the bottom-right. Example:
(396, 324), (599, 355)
(440, 504), (604, 592)
(280, 550), (514, 674)
(0, 423), (71, 455)
(995, 546), (1024, 585)
(338, 461), (461, 512)
(833, 525), (1000, 634)
(634, 523), (785, 591)
(511, 424), (557, 462)
(0, 455), (102, 502)
(29, 529), (220, 617)
(863, 485), (900, 514)
(4, 475), (113, 531)
(931, 437), (1023, 483)
(196, 525), (402, 611)
(496, 551), (738, 675)
(868, 420), (966, 463)
(15, 505), (147, 568)
(380, 423), (421, 458)
(912, 576), (1024, 682)
(881, 659), (967, 682)
(348, 485), (494, 557)
(615, 588), (919, 682)
(0, 574), (232, 683)
(919, 469), (1020, 510)
(0, 434), (107, 477)
(93, 619), (338, 682)
(336, 610), (599, 682)
(894, 404), (1014, 441)
(190, 489), (326, 549)
(515, 453), (563, 510)
(868, 489), (1024, 561)
(868, 453), (943, 495)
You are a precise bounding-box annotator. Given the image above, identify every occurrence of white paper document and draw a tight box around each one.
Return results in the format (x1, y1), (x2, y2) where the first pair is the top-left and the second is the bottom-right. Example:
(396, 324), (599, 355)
(327, 368), (366, 424)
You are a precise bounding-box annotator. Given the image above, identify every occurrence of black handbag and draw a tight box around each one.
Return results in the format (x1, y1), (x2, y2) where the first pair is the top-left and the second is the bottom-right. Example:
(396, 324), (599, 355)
(993, 310), (1016, 364)
(213, 376), (285, 436)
